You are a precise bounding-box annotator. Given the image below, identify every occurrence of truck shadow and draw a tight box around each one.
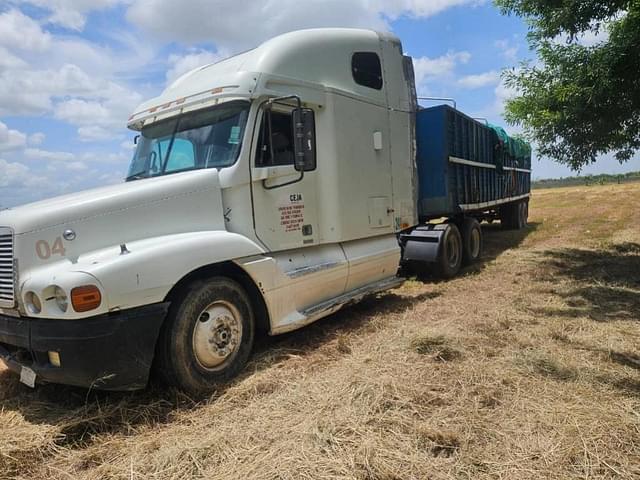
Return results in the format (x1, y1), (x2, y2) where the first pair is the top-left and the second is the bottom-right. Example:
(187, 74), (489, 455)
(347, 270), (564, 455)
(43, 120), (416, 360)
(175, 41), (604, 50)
(0, 224), (540, 451)
(529, 242), (640, 322)
(480, 221), (540, 262)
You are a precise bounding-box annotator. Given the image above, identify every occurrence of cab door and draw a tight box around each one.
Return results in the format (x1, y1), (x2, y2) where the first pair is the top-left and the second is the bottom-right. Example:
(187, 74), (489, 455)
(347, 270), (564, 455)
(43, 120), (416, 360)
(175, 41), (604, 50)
(250, 106), (319, 252)
(249, 105), (348, 311)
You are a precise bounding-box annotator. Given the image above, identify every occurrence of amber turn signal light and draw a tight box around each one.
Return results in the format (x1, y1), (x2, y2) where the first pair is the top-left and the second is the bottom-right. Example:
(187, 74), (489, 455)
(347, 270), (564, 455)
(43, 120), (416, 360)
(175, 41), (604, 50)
(71, 285), (102, 313)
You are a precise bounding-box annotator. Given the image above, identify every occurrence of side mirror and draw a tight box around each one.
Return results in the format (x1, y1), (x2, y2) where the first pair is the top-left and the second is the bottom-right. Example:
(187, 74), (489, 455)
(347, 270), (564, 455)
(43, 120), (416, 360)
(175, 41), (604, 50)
(292, 108), (316, 172)
(134, 134), (140, 145)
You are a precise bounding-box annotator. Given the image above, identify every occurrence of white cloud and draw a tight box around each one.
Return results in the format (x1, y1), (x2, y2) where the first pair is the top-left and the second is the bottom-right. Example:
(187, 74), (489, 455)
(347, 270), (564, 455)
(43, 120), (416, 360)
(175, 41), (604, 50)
(55, 99), (114, 127)
(576, 29), (610, 47)
(58, 160), (88, 171)
(126, 0), (484, 51)
(0, 63), (99, 115)
(166, 49), (226, 86)
(24, 148), (76, 162)
(471, 76), (519, 124)
(120, 139), (136, 150)
(494, 39), (519, 62)
(14, 0), (128, 31)
(494, 79), (517, 109)
(127, 0), (380, 50)
(0, 54), (142, 135)
(0, 9), (52, 51)
(0, 10), (147, 138)
(478, 77), (518, 121)
(372, 0), (486, 19)
(0, 122), (27, 152)
(0, 158), (49, 207)
(0, 47), (28, 71)
(412, 51), (471, 94)
(27, 132), (45, 146)
(53, 82), (143, 138)
(77, 125), (119, 142)
(0, 158), (31, 187)
(457, 70), (500, 89)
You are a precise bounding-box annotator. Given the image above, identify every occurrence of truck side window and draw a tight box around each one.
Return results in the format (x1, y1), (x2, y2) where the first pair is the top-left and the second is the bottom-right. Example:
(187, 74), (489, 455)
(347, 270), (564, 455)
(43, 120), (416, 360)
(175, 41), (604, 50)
(256, 111), (294, 167)
(352, 52), (383, 90)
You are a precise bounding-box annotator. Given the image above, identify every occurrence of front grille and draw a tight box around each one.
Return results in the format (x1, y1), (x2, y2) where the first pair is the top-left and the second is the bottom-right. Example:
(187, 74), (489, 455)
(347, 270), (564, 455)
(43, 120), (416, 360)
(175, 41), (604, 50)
(0, 227), (15, 308)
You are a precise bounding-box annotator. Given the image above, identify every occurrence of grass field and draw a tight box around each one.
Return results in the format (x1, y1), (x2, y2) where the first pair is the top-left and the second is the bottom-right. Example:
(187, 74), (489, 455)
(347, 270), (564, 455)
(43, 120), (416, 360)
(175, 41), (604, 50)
(1, 183), (639, 479)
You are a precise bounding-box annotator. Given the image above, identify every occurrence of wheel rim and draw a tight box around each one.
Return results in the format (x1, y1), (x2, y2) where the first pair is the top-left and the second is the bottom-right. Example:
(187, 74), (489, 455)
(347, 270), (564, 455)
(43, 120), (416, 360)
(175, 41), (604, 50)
(470, 228), (481, 258)
(192, 301), (243, 371)
(447, 232), (461, 268)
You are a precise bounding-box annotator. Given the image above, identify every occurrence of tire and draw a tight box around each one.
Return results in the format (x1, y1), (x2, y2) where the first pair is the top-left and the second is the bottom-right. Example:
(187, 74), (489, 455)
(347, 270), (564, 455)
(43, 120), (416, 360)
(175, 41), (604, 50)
(499, 203), (513, 229)
(461, 218), (483, 265)
(155, 277), (255, 394)
(435, 223), (463, 279)
(520, 200), (529, 228)
(500, 201), (524, 230)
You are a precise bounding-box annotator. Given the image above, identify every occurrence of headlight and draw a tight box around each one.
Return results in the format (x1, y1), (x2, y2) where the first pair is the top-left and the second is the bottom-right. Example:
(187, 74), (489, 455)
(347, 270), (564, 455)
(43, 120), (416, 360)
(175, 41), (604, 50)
(24, 291), (42, 314)
(53, 286), (68, 312)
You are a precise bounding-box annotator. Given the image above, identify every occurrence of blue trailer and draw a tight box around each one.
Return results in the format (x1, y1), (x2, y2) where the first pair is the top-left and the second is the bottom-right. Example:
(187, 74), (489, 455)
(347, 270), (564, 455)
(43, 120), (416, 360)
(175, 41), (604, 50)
(400, 104), (532, 278)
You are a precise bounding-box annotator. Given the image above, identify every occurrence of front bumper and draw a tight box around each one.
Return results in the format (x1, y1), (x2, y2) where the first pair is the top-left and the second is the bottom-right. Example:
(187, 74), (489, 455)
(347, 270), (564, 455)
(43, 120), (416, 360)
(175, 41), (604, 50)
(0, 303), (169, 391)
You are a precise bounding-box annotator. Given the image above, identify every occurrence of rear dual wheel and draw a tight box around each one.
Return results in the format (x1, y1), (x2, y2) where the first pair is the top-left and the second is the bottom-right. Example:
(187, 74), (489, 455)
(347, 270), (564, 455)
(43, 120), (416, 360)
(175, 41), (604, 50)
(428, 219), (483, 279)
(461, 217), (482, 265)
(500, 200), (528, 230)
(434, 223), (463, 279)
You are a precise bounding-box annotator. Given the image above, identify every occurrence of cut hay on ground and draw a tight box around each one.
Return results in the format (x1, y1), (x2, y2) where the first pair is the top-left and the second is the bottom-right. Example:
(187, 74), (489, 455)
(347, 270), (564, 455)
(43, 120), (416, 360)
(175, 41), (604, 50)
(1, 182), (639, 479)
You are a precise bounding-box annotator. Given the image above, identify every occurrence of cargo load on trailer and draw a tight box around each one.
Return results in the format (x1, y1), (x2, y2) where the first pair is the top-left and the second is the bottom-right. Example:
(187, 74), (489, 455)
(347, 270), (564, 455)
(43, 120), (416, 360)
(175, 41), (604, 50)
(415, 105), (531, 220)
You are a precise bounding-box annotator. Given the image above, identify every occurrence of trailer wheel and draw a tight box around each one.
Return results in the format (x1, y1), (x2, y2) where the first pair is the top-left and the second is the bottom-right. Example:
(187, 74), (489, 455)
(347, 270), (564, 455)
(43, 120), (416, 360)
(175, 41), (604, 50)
(461, 218), (482, 265)
(519, 200), (529, 228)
(155, 277), (255, 394)
(500, 201), (525, 230)
(500, 203), (513, 229)
(435, 223), (463, 279)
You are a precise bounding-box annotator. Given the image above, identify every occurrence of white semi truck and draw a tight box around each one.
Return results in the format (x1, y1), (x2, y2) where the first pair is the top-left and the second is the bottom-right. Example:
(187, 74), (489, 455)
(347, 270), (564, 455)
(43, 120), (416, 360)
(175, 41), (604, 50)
(0, 29), (530, 392)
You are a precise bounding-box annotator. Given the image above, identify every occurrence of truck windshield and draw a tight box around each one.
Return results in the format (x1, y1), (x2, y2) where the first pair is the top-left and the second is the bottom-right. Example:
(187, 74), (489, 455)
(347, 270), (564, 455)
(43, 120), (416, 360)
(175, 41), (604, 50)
(126, 100), (249, 181)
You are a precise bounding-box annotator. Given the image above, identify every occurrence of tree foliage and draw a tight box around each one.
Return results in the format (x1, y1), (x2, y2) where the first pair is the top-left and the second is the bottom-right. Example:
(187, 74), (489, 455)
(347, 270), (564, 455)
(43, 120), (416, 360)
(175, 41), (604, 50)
(495, 0), (640, 170)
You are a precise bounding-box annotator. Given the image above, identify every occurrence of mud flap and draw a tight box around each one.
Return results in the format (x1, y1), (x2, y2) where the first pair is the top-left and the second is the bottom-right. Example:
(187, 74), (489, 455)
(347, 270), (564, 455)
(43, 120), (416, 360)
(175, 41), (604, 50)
(400, 224), (447, 263)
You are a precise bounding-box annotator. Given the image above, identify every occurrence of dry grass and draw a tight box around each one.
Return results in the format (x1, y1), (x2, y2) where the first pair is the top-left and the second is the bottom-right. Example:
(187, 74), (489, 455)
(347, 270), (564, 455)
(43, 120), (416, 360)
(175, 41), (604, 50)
(1, 182), (640, 479)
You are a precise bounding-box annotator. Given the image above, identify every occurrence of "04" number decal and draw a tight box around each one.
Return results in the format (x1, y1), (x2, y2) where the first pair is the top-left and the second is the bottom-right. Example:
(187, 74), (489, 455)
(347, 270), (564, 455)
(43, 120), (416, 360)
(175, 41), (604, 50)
(35, 237), (66, 260)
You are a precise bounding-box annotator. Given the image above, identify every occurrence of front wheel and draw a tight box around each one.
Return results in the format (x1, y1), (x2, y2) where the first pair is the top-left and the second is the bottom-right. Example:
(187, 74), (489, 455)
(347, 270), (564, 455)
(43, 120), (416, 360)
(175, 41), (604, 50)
(155, 277), (255, 394)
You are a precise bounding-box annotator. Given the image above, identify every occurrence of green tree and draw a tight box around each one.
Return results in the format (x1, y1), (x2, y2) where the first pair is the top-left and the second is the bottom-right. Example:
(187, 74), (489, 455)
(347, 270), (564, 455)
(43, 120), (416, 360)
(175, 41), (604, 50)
(496, 0), (640, 170)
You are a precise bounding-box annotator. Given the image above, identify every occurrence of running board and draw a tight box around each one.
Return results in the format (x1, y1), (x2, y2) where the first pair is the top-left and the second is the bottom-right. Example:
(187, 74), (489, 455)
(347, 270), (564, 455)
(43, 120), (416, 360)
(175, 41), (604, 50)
(271, 276), (405, 335)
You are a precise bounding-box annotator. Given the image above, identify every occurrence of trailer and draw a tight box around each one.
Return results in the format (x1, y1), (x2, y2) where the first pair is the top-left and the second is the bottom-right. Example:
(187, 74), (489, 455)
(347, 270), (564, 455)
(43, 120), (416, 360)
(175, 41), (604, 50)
(402, 105), (531, 277)
(416, 104), (531, 221)
(0, 28), (530, 392)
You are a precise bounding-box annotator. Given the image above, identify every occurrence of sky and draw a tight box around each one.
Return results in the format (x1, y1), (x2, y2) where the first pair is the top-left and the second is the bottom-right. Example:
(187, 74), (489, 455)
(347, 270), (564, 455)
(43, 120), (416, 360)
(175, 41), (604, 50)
(0, 0), (638, 208)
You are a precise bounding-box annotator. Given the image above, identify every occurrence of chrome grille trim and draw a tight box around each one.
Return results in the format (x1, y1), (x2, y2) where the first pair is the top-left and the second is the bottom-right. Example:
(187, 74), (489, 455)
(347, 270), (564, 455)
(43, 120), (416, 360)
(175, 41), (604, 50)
(0, 227), (15, 308)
